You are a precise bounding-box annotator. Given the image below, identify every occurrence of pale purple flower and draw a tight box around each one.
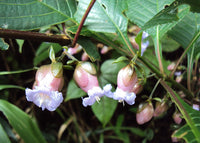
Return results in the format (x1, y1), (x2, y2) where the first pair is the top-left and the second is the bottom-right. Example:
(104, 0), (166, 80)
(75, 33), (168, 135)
(26, 86), (63, 111)
(193, 104), (199, 111)
(141, 31), (149, 56)
(109, 64), (137, 105)
(25, 63), (64, 111)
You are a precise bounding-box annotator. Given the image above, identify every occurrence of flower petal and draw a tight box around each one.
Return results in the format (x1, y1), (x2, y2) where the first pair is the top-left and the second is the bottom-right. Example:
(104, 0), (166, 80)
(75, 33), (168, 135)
(25, 87), (63, 111)
(103, 84), (113, 98)
(82, 96), (96, 107)
(113, 87), (136, 105)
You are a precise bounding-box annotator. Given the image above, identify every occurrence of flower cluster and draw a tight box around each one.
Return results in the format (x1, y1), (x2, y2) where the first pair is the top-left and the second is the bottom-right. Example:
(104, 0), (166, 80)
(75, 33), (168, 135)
(74, 62), (142, 107)
(25, 63), (64, 111)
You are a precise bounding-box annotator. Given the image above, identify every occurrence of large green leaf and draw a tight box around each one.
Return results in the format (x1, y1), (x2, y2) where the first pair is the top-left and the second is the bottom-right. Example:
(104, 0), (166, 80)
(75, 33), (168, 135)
(0, 123), (11, 143)
(0, 0), (77, 30)
(161, 81), (200, 143)
(75, 0), (134, 55)
(0, 100), (47, 143)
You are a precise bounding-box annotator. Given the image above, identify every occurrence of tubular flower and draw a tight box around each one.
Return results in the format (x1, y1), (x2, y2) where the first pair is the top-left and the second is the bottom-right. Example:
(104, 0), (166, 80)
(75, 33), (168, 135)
(112, 64), (137, 105)
(73, 62), (112, 107)
(25, 63), (64, 111)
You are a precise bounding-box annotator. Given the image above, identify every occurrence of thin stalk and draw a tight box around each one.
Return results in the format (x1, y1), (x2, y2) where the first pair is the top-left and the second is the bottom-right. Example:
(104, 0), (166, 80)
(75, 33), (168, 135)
(156, 26), (164, 74)
(71, 0), (96, 47)
(149, 78), (161, 99)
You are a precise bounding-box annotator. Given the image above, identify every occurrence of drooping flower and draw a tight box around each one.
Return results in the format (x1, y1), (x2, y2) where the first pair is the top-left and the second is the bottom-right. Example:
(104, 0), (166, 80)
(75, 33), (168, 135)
(25, 63), (64, 111)
(73, 62), (112, 107)
(136, 102), (154, 125)
(112, 64), (137, 105)
(153, 99), (168, 117)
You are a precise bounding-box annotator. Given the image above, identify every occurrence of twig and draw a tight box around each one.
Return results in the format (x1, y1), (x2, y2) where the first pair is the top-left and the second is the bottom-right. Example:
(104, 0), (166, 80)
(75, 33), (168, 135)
(0, 29), (71, 45)
(71, 0), (96, 47)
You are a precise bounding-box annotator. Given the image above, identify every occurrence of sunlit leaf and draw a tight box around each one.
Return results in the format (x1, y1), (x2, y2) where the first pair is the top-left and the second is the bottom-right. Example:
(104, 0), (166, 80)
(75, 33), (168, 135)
(75, 0), (134, 55)
(0, 0), (77, 30)
(0, 100), (47, 143)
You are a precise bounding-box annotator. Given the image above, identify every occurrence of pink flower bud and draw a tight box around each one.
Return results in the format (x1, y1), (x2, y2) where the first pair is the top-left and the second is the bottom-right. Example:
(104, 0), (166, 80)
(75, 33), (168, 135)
(153, 100), (168, 117)
(25, 63), (64, 111)
(136, 102), (154, 125)
(67, 44), (82, 55)
(81, 51), (89, 61)
(173, 111), (182, 124)
(167, 62), (176, 71)
(131, 81), (143, 94)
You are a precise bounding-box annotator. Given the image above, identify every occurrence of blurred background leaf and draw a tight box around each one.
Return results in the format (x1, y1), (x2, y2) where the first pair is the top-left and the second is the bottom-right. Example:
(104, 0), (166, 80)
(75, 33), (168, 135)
(0, 100), (47, 143)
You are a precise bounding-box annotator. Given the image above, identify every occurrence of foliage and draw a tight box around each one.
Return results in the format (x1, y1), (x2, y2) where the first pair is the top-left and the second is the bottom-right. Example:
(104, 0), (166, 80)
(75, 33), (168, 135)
(0, 0), (200, 142)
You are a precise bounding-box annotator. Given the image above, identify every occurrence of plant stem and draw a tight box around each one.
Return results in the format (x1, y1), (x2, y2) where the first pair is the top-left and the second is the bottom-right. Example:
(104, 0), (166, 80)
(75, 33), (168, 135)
(0, 29), (71, 45)
(71, 0), (96, 47)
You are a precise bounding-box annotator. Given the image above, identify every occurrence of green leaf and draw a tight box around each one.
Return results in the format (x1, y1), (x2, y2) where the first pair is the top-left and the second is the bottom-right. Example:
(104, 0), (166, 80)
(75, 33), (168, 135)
(0, 38), (9, 50)
(161, 81), (200, 143)
(0, 85), (25, 90)
(0, 0), (77, 30)
(34, 43), (62, 66)
(100, 59), (127, 85)
(78, 37), (101, 62)
(0, 100), (47, 143)
(168, 12), (200, 49)
(65, 79), (86, 102)
(91, 76), (117, 126)
(75, 0), (134, 55)
(161, 34), (180, 52)
(0, 123), (11, 143)
(142, 2), (179, 30)
(126, 0), (174, 28)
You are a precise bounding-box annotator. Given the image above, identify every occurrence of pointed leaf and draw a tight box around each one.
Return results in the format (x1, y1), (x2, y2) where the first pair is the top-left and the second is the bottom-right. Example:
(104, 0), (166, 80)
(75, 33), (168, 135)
(0, 0), (77, 30)
(75, 0), (134, 54)
(0, 100), (47, 143)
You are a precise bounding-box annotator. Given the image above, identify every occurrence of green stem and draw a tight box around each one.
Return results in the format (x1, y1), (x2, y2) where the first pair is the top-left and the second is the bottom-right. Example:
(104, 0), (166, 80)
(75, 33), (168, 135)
(149, 78), (161, 99)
